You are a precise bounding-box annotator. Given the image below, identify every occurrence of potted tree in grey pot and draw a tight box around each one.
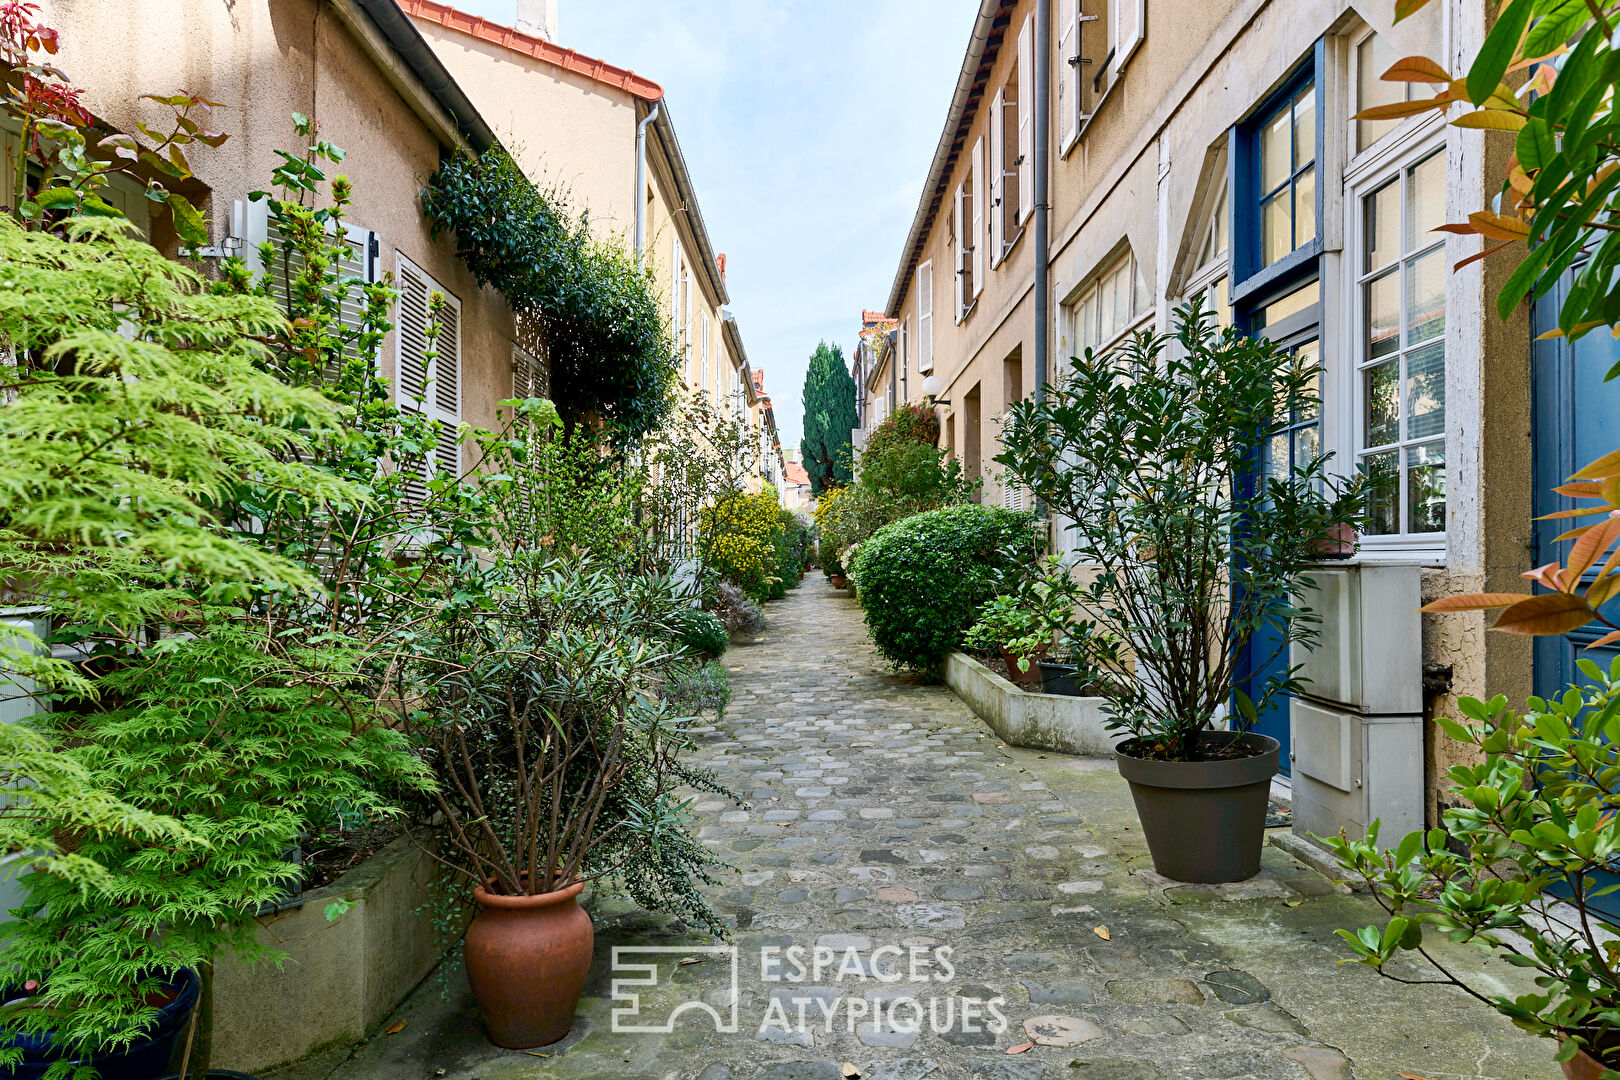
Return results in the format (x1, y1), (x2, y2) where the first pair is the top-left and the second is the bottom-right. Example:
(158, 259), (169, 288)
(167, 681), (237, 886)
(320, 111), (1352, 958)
(997, 302), (1374, 882)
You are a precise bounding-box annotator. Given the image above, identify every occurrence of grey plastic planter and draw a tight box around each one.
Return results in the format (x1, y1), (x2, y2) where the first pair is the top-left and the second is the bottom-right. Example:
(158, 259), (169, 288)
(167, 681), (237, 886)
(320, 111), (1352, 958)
(1115, 732), (1280, 883)
(1035, 661), (1086, 696)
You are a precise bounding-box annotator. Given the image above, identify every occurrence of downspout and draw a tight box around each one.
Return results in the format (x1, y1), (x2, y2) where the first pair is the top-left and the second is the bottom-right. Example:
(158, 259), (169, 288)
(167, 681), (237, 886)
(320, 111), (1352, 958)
(1033, 0), (1051, 406)
(635, 100), (662, 269)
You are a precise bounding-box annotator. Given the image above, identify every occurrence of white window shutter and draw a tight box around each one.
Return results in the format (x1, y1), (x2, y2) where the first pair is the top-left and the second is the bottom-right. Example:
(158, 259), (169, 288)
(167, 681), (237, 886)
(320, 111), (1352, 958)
(953, 183), (966, 322)
(917, 261), (934, 373)
(512, 341), (544, 401)
(701, 313), (711, 391)
(395, 255), (431, 411)
(971, 137), (984, 297)
(430, 290), (462, 480)
(1017, 15), (1034, 224)
(1112, 0), (1144, 73)
(988, 90), (1005, 269)
(395, 253), (461, 496)
(1058, 0), (1078, 148)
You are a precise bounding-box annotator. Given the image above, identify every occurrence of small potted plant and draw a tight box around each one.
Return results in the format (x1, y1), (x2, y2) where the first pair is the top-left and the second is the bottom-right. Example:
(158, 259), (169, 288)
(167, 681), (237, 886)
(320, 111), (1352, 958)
(965, 553), (1084, 686)
(997, 303), (1371, 883)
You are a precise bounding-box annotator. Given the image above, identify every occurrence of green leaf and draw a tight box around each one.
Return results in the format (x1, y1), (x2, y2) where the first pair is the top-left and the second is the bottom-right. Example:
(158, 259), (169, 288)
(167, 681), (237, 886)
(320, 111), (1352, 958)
(1468, 0), (1534, 106)
(165, 193), (209, 246)
(1523, 0), (1590, 59)
(32, 186), (78, 211)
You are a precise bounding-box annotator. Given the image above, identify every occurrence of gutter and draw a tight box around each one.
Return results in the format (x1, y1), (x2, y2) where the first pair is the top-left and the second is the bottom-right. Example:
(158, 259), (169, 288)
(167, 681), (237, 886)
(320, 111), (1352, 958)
(649, 101), (730, 307)
(885, 0), (1004, 316)
(635, 100), (662, 268)
(1033, 0), (1050, 404)
(348, 0), (497, 153)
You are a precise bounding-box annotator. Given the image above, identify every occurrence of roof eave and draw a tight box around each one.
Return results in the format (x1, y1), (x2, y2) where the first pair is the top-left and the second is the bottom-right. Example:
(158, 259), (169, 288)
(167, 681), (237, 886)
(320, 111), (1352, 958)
(652, 101), (730, 308)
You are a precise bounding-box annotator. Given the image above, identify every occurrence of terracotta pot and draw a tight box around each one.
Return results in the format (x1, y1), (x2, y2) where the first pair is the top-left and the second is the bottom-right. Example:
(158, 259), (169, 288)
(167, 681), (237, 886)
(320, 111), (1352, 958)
(999, 643), (1047, 683)
(830, 574), (848, 589)
(1561, 1042), (1615, 1080)
(464, 879), (592, 1048)
(1313, 522), (1357, 559)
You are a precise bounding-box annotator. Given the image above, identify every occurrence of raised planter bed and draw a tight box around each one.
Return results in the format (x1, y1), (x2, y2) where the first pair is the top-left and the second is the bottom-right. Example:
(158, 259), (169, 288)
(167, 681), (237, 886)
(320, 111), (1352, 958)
(943, 651), (1113, 756)
(208, 835), (451, 1074)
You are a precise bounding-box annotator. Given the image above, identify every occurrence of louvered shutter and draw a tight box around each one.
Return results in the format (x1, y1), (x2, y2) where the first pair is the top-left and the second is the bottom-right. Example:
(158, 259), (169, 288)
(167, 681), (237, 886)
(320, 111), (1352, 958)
(512, 341), (545, 400)
(917, 262), (934, 373)
(1112, 0), (1144, 73)
(988, 90), (1005, 269)
(395, 254), (461, 499)
(970, 137), (984, 296)
(1017, 16), (1034, 224)
(701, 313), (711, 394)
(431, 292), (462, 482)
(953, 184), (967, 322)
(1058, 0), (1078, 148)
(243, 199), (376, 379)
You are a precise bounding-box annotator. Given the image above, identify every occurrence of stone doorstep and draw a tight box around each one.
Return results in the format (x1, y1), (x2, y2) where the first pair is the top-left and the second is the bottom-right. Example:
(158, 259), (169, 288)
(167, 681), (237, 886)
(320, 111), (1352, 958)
(1266, 830), (1369, 893)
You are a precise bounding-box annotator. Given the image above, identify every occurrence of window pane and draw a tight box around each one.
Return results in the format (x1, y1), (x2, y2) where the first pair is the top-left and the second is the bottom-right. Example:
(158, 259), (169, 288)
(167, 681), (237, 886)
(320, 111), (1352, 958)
(1295, 165), (1316, 248)
(1294, 424), (1321, 468)
(1365, 179), (1399, 272)
(1357, 34), (1401, 150)
(1264, 432), (1290, 481)
(1293, 340), (1321, 422)
(1406, 248), (1445, 345)
(1258, 280), (1319, 330)
(1364, 449), (1399, 535)
(1366, 269), (1400, 358)
(1406, 152), (1445, 250)
(1213, 184), (1229, 257)
(1294, 85), (1315, 169)
(1406, 342), (1445, 440)
(1262, 193), (1290, 267)
(1214, 276), (1231, 327)
(1262, 108), (1291, 194)
(1364, 360), (1399, 446)
(1407, 441), (1446, 533)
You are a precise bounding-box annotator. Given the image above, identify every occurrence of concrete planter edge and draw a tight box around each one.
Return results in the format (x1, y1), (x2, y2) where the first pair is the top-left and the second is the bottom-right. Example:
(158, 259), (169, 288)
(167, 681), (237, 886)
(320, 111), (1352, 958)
(942, 650), (1114, 756)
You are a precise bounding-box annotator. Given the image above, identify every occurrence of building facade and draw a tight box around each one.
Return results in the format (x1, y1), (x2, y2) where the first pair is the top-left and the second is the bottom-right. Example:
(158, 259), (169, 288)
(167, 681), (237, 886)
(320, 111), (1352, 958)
(884, 0), (1529, 831)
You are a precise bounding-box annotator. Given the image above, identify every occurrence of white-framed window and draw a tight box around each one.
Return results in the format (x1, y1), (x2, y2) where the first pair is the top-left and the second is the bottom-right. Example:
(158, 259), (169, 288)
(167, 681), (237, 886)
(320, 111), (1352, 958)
(1057, 0), (1082, 150)
(1351, 145), (1447, 541)
(971, 137), (984, 299)
(671, 236), (690, 374)
(1061, 250), (1150, 359)
(916, 261), (934, 373)
(242, 198), (377, 344)
(395, 252), (462, 498)
(1182, 174), (1231, 327)
(989, 18), (1030, 268)
(953, 142), (982, 321)
(1348, 26), (1443, 159)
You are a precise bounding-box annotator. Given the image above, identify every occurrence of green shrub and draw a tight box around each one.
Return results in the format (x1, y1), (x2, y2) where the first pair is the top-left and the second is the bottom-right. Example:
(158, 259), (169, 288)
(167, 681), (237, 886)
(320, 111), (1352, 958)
(699, 490), (784, 602)
(662, 659), (733, 721)
(853, 504), (1041, 674)
(675, 608), (729, 659)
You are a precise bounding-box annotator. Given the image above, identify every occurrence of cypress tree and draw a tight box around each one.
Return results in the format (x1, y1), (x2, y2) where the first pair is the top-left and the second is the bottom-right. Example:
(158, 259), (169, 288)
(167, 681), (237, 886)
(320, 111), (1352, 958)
(800, 341), (857, 496)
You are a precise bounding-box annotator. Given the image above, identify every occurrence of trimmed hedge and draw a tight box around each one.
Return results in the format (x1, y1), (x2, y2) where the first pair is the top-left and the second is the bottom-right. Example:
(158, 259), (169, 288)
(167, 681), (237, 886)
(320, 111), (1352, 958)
(852, 504), (1040, 675)
(675, 608), (729, 659)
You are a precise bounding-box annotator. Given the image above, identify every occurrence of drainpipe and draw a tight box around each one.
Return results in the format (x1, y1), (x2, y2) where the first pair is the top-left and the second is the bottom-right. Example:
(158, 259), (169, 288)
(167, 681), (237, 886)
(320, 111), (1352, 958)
(635, 100), (662, 269)
(1033, 0), (1051, 405)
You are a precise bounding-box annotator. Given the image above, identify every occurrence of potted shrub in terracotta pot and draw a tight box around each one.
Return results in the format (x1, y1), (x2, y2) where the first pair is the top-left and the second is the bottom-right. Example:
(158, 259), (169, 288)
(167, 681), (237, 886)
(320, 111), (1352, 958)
(409, 556), (734, 1049)
(966, 555), (1085, 687)
(997, 303), (1372, 883)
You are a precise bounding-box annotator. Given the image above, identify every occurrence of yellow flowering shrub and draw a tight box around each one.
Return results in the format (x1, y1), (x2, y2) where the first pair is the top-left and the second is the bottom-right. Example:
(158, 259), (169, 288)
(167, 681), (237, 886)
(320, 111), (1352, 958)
(699, 490), (783, 601)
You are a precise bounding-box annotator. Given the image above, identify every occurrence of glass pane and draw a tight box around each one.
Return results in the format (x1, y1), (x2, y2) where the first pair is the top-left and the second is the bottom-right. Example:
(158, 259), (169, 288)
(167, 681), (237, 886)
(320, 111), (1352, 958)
(1357, 34), (1401, 150)
(1364, 179), (1399, 272)
(1294, 424), (1321, 468)
(1097, 274), (1116, 342)
(1294, 84), (1316, 168)
(1407, 441), (1447, 533)
(1259, 280), (1319, 330)
(1213, 184), (1230, 257)
(1364, 449), (1399, 535)
(1406, 247), (1445, 345)
(1265, 432), (1290, 481)
(1214, 276), (1231, 328)
(1407, 152), (1446, 250)
(1293, 340), (1321, 421)
(1262, 192), (1290, 267)
(1262, 107), (1291, 194)
(1295, 165), (1317, 248)
(1365, 269), (1400, 358)
(1406, 342), (1446, 440)
(1364, 360), (1399, 446)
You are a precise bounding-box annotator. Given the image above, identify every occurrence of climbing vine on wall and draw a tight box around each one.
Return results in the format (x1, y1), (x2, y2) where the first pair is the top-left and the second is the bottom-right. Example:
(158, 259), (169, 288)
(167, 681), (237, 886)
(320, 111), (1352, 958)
(423, 148), (676, 440)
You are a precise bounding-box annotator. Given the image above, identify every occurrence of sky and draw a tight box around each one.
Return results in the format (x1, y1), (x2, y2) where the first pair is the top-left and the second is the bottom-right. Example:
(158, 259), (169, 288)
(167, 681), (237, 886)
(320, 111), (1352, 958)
(449, 0), (978, 449)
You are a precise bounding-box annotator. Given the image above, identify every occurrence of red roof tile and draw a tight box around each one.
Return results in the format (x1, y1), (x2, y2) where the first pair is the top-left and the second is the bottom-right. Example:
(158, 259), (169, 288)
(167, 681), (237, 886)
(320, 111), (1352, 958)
(399, 0), (664, 102)
(784, 462), (810, 486)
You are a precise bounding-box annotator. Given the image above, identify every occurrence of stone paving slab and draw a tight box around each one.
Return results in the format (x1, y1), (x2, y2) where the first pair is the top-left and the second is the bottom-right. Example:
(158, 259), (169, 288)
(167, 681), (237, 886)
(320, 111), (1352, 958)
(269, 581), (1558, 1080)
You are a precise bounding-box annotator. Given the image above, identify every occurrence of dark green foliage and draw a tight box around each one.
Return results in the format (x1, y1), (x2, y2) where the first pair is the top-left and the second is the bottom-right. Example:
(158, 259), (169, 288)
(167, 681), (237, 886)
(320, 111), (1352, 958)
(766, 507), (812, 600)
(661, 659), (732, 720)
(853, 504), (1041, 675)
(997, 303), (1373, 760)
(675, 608), (730, 659)
(423, 148), (677, 439)
(800, 341), (857, 495)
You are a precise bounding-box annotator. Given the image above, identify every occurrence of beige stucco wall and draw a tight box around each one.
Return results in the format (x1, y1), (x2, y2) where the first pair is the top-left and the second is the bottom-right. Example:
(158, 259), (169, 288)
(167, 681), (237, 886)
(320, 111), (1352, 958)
(33, 0), (521, 437)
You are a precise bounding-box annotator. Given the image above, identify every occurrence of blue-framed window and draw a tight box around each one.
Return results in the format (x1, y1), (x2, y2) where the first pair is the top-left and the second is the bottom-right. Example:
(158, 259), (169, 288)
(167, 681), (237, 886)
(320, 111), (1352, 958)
(1230, 44), (1324, 303)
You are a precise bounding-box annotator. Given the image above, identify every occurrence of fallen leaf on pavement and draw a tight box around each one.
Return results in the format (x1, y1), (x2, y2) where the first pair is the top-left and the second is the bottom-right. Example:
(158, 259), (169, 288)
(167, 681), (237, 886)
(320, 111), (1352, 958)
(1093, 926), (1111, 940)
(1006, 1041), (1035, 1054)
(522, 1050), (550, 1058)
(678, 956), (705, 966)
(385, 1020), (405, 1035)
(1398, 1075), (1435, 1080)
(841, 1063), (861, 1079)
(1283, 899), (1304, 908)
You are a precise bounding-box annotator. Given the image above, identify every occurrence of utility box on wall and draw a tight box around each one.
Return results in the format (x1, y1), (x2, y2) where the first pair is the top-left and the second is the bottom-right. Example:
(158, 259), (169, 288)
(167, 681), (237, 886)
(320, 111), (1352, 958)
(1288, 564), (1424, 848)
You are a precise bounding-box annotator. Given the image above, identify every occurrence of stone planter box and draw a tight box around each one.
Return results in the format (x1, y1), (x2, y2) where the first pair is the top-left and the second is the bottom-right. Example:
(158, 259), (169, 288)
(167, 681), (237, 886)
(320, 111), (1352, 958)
(943, 651), (1114, 756)
(209, 835), (450, 1074)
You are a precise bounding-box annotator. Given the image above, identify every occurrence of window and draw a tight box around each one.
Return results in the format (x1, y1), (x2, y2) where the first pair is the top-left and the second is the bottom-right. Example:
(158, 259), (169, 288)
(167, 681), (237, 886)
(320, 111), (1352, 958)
(916, 261), (934, 372)
(1352, 30), (1439, 154)
(242, 198), (377, 348)
(953, 139), (983, 320)
(1258, 81), (1317, 268)
(1184, 175), (1231, 326)
(1058, 0), (1082, 149)
(395, 253), (462, 499)
(670, 237), (689, 371)
(1356, 149), (1446, 537)
(1063, 251), (1149, 357)
(1017, 15), (1033, 224)
(512, 341), (546, 400)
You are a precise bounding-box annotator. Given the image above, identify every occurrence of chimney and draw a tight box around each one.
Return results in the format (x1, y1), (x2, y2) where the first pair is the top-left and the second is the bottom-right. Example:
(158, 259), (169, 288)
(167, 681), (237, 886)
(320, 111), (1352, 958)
(515, 0), (557, 41)
(717, 253), (727, 281)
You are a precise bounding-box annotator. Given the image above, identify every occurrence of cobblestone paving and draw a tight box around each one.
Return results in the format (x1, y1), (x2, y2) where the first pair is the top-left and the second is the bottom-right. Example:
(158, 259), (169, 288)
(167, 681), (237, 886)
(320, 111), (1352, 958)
(282, 581), (1556, 1080)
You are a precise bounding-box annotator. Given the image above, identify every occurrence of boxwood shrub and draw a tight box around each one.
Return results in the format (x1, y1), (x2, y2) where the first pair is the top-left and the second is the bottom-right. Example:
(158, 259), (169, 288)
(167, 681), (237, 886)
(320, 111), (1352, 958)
(675, 608), (730, 660)
(853, 504), (1040, 674)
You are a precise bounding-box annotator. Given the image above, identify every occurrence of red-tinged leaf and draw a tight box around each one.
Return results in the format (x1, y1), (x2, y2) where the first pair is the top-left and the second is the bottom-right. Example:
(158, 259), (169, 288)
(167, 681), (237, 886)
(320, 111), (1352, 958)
(1566, 515), (1620, 583)
(1383, 56), (1451, 83)
(1585, 575), (1620, 610)
(1420, 592), (1528, 612)
(1394, 0), (1434, 21)
(1493, 593), (1595, 635)
(1573, 448), (1620, 481)
(1586, 630), (1620, 650)
(1554, 524), (1598, 544)
(1453, 241), (1512, 271)
(1507, 46), (1570, 75)
(1452, 110), (1528, 132)
(1468, 210), (1531, 241)
(36, 27), (58, 54)
(1538, 506), (1612, 520)
(195, 129), (228, 148)
(1355, 97), (1449, 121)
(1524, 562), (1564, 590)
(1433, 222), (1485, 235)
(1006, 1042), (1035, 1055)
(385, 1020), (405, 1035)
(1554, 481), (1604, 497)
